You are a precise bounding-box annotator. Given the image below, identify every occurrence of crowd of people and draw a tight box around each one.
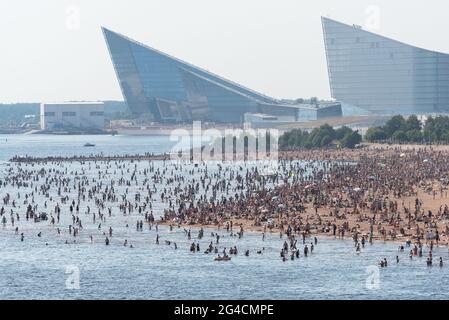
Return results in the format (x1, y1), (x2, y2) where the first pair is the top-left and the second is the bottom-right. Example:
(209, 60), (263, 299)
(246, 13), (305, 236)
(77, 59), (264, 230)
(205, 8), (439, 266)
(2, 146), (449, 267)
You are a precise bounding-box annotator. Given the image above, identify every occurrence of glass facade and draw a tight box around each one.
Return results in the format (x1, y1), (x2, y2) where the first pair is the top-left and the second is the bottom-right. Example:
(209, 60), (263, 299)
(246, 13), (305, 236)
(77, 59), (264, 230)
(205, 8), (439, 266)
(322, 17), (449, 115)
(180, 68), (261, 122)
(102, 27), (277, 122)
(102, 28), (153, 118)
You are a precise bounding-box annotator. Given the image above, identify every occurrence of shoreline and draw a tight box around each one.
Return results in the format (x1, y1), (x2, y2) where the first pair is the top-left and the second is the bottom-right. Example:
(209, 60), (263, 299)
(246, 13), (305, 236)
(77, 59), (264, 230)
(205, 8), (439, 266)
(6, 144), (449, 251)
(160, 146), (449, 248)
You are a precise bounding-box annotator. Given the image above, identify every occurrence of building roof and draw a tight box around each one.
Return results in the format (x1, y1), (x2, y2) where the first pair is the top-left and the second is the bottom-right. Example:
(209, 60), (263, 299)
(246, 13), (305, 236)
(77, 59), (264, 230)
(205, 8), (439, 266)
(321, 16), (449, 56)
(101, 27), (277, 105)
(42, 102), (104, 105)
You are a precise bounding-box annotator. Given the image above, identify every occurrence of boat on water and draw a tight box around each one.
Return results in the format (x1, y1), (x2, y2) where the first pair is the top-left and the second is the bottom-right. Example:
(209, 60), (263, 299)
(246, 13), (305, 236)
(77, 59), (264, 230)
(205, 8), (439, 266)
(83, 143), (96, 147)
(214, 255), (231, 261)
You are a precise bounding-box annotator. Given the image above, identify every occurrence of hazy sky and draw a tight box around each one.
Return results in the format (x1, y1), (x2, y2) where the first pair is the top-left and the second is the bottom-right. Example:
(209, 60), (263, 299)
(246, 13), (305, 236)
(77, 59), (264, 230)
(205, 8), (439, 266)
(1, 0), (449, 103)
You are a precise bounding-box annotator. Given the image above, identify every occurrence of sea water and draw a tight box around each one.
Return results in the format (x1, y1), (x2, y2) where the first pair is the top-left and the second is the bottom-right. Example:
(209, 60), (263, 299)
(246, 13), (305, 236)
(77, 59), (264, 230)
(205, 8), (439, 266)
(0, 134), (448, 300)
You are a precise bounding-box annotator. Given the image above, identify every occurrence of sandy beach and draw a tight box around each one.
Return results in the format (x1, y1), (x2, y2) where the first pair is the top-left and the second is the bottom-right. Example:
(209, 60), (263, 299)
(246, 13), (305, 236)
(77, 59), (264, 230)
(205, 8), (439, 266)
(160, 145), (449, 247)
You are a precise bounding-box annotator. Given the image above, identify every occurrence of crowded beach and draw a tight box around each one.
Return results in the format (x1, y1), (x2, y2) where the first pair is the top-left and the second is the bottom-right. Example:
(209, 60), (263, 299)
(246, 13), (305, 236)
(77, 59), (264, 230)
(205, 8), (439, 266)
(2, 145), (449, 267)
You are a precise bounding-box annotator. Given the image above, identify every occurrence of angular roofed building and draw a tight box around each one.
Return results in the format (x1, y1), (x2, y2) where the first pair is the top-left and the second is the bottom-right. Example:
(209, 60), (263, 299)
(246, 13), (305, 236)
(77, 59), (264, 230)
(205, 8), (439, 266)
(179, 68), (263, 122)
(322, 17), (449, 115)
(102, 27), (279, 123)
(103, 27), (342, 123)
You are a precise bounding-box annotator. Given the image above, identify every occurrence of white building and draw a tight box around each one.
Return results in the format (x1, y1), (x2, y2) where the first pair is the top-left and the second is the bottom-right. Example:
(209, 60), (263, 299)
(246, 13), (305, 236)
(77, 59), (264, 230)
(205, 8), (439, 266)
(40, 102), (105, 131)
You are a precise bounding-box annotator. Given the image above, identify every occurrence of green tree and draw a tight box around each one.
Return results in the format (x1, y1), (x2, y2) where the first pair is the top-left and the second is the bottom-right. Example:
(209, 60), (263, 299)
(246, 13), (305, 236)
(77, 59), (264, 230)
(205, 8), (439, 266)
(335, 126), (353, 140)
(441, 130), (449, 143)
(405, 115), (421, 131)
(406, 129), (422, 143)
(364, 127), (386, 142)
(320, 135), (333, 147)
(392, 130), (407, 142)
(318, 124), (336, 140)
(384, 115), (406, 137)
(279, 124), (362, 150)
(340, 131), (362, 148)
(423, 116), (435, 142)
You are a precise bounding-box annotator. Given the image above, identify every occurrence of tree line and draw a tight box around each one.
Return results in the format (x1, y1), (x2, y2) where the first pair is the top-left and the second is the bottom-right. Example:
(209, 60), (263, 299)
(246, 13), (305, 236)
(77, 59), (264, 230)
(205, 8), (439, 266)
(365, 114), (449, 144)
(279, 124), (362, 150)
(280, 114), (449, 150)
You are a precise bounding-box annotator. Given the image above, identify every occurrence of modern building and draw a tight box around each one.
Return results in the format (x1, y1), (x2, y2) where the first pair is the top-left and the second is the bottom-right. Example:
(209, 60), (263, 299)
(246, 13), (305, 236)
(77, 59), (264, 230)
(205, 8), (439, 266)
(244, 102), (342, 127)
(243, 113), (280, 127)
(295, 102), (343, 121)
(322, 17), (449, 115)
(40, 102), (105, 130)
(102, 27), (342, 123)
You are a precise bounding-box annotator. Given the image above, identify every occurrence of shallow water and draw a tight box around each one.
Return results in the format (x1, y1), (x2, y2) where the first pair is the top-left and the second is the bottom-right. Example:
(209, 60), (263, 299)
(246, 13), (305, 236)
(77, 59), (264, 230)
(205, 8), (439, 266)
(0, 134), (174, 162)
(0, 134), (448, 300)
(1, 226), (448, 300)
